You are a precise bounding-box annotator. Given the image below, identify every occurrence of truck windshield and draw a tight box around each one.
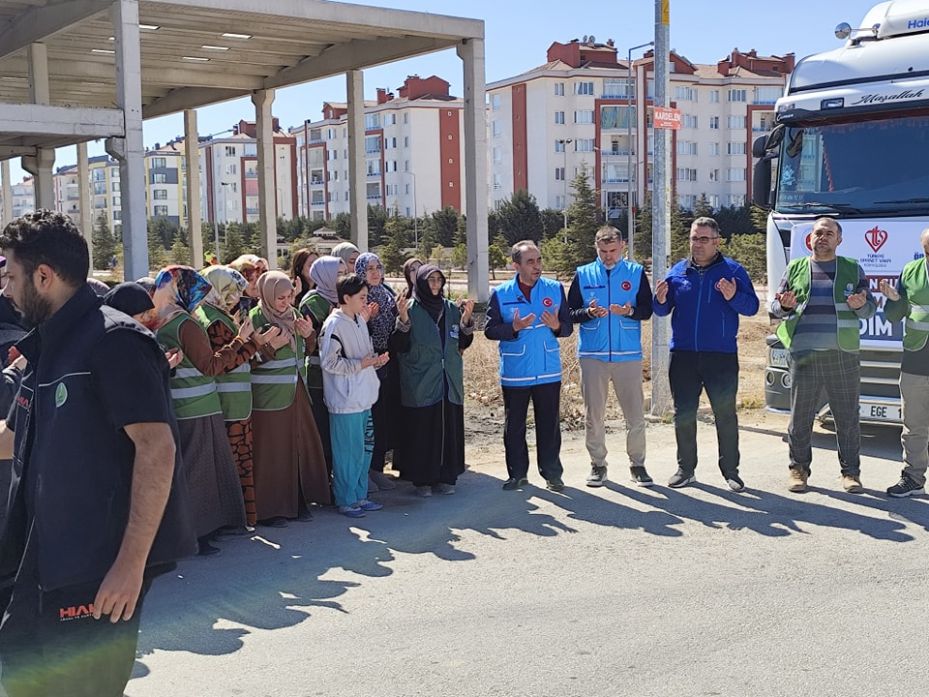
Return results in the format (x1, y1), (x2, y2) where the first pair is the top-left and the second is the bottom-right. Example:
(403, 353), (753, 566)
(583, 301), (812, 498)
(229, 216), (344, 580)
(775, 114), (929, 214)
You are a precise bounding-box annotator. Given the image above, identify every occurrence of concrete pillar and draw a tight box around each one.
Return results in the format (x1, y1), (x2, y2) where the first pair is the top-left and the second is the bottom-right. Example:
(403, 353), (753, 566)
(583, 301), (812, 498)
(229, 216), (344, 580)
(110, 0), (147, 281)
(457, 38), (490, 303)
(0, 161), (12, 226)
(26, 43), (54, 208)
(77, 142), (93, 260)
(252, 89), (277, 267)
(346, 70), (368, 251)
(184, 109), (204, 267)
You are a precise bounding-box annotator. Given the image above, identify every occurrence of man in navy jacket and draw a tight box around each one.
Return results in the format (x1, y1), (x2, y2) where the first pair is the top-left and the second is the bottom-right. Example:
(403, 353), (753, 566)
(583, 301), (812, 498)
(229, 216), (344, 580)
(653, 217), (759, 490)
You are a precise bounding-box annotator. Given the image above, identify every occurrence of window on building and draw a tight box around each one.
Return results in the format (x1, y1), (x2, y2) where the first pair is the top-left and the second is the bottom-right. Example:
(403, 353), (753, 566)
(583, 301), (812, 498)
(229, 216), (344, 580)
(153, 189), (168, 200)
(647, 79), (655, 99)
(93, 181), (106, 195)
(709, 142), (721, 156)
(112, 196), (120, 207)
(677, 141), (698, 156)
(574, 110), (594, 125)
(555, 167), (565, 181)
(728, 194), (746, 207)
(555, 195), (566, 209)
(709, 116), (720, 130)
(223, 146), (236, 158)
(492, 121), (502, 137)
(708, 194), (720, 208)
(727, 115), (746, 129)
(151, 157), (167, 168)
(92, 169), (105, 182)
(683, 114), (698, 129)
(676, 168), (698, 182)
(309, 128), (322, 142)
(555, 111), (565, 125)
(366, 183), (380, 200)
(728, 89), (747, 102)
(755, 86), (782, 104)
(364, 114), (380, 129)
(364, 135), (381, 154)
(111, 181), (120, 192)
(709, 168), (720, 182)
(574, 81), (594, 96)
(152, 173), (167, 184)
(493, 146), (503, 162)
(554, 82), (565, 96)
(493, 173), (502, 190)
(153, 205), (169, 217)
(403, 136), (410, 148)
(600, 106), (636, 130)
(726, 168), (746, 182)
(675, 86), (697, 102)
(603, 79), (631, 98)
(575, 138), (595, 152)
(709, 90), (720, 103)
(727, 141), (747, 155)
(555, 140), (566, 153)
(113, 210), (121, 221)
(244, 143), (257, 157)
(226, 163), (237, 175)
(491, 94), (502, 111)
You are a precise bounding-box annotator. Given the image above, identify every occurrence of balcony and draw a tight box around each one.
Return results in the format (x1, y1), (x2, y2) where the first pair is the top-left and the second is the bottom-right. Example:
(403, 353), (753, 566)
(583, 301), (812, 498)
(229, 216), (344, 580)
(602, 176), (631, 184)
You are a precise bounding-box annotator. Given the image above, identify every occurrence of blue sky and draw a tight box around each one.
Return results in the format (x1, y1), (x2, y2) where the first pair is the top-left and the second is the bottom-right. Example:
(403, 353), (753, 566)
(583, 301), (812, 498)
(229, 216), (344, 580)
(9, 0), (878, 183)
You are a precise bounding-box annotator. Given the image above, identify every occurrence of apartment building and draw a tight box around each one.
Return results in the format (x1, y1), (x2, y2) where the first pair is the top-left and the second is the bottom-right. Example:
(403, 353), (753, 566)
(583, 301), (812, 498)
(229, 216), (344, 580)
(7, 178), (35, 219)
(292, 74), (466, 221)
(199, 119), (297, 226)
(487, 39), (792, 220)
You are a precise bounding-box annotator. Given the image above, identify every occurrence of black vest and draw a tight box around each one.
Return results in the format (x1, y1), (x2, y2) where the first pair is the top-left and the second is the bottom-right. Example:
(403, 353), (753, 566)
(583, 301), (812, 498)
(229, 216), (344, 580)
(1, 286), (196, 591)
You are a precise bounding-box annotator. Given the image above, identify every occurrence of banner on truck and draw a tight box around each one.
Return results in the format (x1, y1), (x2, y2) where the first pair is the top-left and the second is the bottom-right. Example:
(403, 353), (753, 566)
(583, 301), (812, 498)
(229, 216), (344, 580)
(789, 219), (929, 347)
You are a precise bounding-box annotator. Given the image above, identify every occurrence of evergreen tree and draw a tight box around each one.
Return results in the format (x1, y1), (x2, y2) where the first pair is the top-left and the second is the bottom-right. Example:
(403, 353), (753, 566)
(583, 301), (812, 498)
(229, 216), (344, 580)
(417, 224), (437, 262)
(222, 226), (246, 264)
(91, 213), (117, 271)
(367, 205), (388, 247)
(332, 212), (352, 240)
(540, 208), (564, 240)
(495, 189), (544, 246)
(669, 201), (692, 265)
(454, 212), (468, 246)
(146, 221), (168, 271)
(169, 231), (192, 265)
(432, 206), (460, 247)
(634, 193), (653, 260)
(487, 234), (509, 281)
(693, 193), (713, 219)
(564, 166), (600, 269)
(750, 204), (769, 234)
(452, 243), (468, 269)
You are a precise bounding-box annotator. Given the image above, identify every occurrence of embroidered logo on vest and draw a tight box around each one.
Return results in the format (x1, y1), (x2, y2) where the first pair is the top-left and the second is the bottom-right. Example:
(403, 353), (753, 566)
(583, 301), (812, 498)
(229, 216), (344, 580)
(55, 383), (68, 408)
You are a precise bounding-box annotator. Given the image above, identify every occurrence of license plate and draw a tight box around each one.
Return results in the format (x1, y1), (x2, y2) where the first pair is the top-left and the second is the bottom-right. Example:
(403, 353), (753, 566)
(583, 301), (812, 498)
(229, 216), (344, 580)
(860, 404), (902, 421)
(769, 348), (790, 369)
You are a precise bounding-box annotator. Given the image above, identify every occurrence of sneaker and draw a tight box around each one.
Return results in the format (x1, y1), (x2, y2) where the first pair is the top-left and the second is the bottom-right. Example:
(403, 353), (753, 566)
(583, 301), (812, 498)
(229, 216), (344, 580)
(725, 474), (745, 492)
(414, 485), (433, 497)
(668, 469), (696, 488)
(787, 468), (808, 493)
(842, 474), (864, 494)
(586, 465), (607, 487)
(630, 466), (654, 487)
(370, 471), (397, 491)
(433, 483), (456, 495)
(358, 499), (384, 511)
(367, 475), (379, 494)
(338, 505), (366, 518)
(502, 477), (529, 491)
(887, 476), (925, 498)
(545, 477), (565, 492)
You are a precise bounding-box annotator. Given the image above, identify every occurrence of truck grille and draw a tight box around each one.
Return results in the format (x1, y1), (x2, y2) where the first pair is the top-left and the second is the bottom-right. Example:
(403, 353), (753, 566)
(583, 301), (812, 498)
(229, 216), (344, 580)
(859, 347), (902, 399)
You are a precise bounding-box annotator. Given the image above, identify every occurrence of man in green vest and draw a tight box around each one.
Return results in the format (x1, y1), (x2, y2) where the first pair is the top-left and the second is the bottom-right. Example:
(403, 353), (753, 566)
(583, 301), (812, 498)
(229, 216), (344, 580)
(880, 227), (929, 497)
(771, 216), (876, 494)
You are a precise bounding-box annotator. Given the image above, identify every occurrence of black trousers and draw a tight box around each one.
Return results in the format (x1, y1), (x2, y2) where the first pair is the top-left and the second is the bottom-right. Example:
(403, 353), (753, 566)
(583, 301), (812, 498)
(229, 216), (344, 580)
(502, 381), (564, 480)
(669, 350), (741, 476)
(0, 561), (149, 697)
(308, 385), (333, 473)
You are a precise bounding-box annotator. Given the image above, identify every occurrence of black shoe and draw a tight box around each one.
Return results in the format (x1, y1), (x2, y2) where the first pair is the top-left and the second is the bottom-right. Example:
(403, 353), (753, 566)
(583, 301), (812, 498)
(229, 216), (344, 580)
(586, 465), (607, 487)
(259, 517), (288, 528)
(545, 477), (565, 492)
(668, 469), (696, 488)
(887, 475), (925, 498)
(197, 539), (221, 557)
(502, 477), (529, 491)
(295, 509), (314, 522)
(214, 525), (253, 538)
(724, 473), (745, 492)
(630, 466), (654, 487)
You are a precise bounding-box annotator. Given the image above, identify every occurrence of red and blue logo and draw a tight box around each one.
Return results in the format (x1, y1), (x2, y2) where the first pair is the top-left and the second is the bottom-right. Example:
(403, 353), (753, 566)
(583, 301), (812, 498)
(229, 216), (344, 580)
(621, 281), (632, 291)
(542, 297), (553, 307)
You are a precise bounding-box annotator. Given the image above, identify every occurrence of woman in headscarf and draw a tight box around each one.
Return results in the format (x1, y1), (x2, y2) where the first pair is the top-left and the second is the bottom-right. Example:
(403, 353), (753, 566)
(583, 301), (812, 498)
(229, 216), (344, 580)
(249, 271), (331, 525)
(331, 242), (360, 271)
(228, 254), (268, 314)
(104, 282), (159, 330)
(135, 276), (157, 296)
(355, 252), (405, 491)
(290, 247), (319, 307)
(394, 265), (475, 496)
(401, 257), (424, 300)
(195, 266), (280, 528)
(152, 266), (250, 554)
(298, 255), (345, 471)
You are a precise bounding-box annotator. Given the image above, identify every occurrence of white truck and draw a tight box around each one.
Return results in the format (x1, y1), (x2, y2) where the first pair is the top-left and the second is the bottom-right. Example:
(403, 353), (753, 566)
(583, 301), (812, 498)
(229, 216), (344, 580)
(753, 0), (929, 424)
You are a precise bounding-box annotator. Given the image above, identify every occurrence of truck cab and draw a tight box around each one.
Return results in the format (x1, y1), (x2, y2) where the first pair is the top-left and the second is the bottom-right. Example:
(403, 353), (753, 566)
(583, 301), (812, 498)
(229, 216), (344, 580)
(754, 0), (929, 424)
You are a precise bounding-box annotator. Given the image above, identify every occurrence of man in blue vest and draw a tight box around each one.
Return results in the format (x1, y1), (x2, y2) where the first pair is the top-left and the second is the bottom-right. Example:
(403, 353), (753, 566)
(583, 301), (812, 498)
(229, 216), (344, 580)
(568, 226), (653, 487)
(771, 216), (875, 494)
(654, 216), (759, 491)
(0, 211), (195, 697)
(485, 240), (572, 491)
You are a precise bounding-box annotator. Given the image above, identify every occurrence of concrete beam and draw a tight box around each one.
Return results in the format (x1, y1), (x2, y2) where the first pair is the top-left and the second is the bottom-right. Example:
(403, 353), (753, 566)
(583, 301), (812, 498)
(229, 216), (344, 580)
(264, 35), (452, 90)
(0, 103), (125, 139)
(143, 87), (248, 120)
(346, 70), (367, 252)
(77, 142), (93, 260)
(20, 148), (55, 209)
(0, 161), (12, 227)
(112, 0), (148, 281)
(0, 0), (111, 61)
(184, 109), (204, 268)
(27, 43), (54, 210)
(252, 89), (277, 266)
(457, 38), (489, 303)
(0, 146), (36, 160)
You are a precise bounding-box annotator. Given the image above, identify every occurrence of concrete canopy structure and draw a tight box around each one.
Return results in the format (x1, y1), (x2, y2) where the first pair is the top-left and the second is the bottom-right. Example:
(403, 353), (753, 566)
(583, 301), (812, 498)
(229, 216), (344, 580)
(0, 0), (490, 300)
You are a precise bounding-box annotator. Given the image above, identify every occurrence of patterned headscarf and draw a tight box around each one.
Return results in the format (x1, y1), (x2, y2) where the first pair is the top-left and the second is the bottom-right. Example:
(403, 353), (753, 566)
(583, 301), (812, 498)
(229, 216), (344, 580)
(331, 242), (360, 268)
(355, 252), (397, 353)
(308, 256), (343, 305)
(257, 271), (296, 349)
(153, 266), (212, 325)
(202, 265), (247, 313)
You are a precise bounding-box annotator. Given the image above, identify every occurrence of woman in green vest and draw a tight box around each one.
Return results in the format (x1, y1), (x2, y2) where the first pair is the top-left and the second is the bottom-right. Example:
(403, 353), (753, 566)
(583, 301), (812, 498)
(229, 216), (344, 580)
(395, 265), (476, 496)
(250, 271), (332, 525)
(152, 266), (249, 555)
(197, 265), (280, 528)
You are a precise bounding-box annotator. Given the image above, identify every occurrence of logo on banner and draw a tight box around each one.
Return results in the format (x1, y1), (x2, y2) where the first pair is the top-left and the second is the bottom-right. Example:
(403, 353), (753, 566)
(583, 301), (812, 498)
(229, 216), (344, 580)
(865, 226), (888, 253)
(805, 232), (813, 252)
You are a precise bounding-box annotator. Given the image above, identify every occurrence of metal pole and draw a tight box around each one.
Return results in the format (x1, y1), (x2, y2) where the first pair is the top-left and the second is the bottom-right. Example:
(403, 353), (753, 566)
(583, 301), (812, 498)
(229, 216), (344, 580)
(650, 0), (672, 417)
(411, 171), (418, 247)
(627, 40), (653, 259)
(560, 138), (572, 243)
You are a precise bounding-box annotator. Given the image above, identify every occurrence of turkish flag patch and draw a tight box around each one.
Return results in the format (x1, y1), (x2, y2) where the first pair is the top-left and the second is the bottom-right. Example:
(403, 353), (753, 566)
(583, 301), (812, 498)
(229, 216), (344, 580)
(621, 281), (632, 291)
(543, 297), (553, 307)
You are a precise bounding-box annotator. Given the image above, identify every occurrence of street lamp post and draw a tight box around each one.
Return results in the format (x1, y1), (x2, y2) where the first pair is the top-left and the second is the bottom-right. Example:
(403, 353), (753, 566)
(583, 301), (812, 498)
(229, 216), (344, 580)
(627, 40), (654, 259)
(219, 181), (232, 259)
(557, 138), (572, 243)
(403, 170), (418, 247)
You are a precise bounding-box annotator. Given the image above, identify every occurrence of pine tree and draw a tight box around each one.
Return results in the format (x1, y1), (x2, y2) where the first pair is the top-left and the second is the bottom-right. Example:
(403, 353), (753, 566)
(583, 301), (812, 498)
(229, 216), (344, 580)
(564, 165), (600, 269)
(222, 226), (245, 264)
(91, 213), (117, 271)
(693, 193), (713, 219)
(169, 231), (192, 265)
(669, 201), (692, 264)
(495, 189), (543, 245)
(634, 193), (653, 260)
(487, 234), (509, 281)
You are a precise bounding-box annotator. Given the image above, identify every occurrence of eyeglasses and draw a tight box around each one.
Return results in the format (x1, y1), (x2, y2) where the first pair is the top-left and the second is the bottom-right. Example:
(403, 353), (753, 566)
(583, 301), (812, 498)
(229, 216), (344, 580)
(689, 236), (719, 244)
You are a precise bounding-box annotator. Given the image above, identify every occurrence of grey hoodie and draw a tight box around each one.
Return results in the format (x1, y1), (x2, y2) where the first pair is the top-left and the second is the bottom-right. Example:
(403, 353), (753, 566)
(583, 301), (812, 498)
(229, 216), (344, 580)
(319, 308), (380, 414)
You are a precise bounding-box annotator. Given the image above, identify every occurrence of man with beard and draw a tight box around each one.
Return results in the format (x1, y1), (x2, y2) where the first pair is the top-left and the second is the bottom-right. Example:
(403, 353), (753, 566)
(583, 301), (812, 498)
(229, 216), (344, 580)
(0, 210), (195, 697)
(771, 216), (876, 493)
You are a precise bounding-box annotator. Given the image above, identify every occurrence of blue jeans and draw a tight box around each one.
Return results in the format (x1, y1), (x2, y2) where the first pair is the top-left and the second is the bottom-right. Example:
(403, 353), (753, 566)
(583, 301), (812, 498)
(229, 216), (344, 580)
(330, 410), (374, 507)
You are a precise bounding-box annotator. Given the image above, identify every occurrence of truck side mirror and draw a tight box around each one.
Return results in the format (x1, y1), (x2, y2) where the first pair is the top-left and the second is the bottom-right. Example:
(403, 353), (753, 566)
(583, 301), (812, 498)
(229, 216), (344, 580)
(752, 135), (769, 159)
(753, 158), (772, 209)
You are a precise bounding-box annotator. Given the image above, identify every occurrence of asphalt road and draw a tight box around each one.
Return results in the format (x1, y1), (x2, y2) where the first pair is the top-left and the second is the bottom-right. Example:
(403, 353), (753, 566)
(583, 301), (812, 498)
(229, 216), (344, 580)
(128, 412), (929, 697)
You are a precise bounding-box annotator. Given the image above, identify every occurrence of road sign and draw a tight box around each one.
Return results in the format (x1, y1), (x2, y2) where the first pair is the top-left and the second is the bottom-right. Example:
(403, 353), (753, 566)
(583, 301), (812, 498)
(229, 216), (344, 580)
(653, 106), (682, 130)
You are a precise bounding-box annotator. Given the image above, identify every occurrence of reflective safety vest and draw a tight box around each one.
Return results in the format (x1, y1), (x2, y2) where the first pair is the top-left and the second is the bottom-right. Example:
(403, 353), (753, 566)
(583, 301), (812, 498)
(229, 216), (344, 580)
(249, 306), (308, 411)
(156, 313), (222, 420)
(194, 303), (252, 421)
(898, 257), (929, 352)
(574, 259), (643, 362)
(776, 256), (862, 352)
